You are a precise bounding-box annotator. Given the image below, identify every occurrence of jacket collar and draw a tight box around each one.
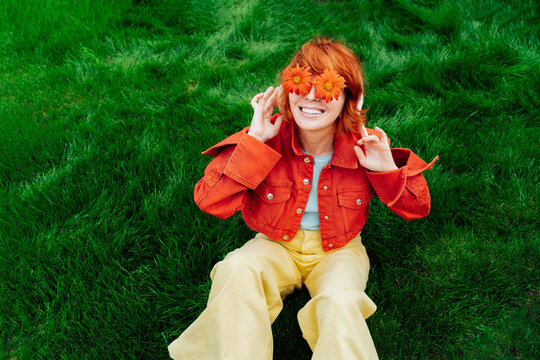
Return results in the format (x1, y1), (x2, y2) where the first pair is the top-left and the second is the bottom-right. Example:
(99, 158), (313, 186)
(290, 121), (359, 169)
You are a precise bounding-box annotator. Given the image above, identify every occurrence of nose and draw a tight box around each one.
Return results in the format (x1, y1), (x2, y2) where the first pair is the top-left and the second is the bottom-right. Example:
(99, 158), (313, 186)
(305, 85), (320, 101)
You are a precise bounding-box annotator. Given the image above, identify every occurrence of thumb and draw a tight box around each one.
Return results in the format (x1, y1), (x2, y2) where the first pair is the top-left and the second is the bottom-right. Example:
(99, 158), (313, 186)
(268, 115), (284, 140)
(273, 115), (284, 131)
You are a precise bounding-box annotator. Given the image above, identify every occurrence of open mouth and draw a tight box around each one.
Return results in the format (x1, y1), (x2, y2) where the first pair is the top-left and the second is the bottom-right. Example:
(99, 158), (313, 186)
(300, 107), (325, 115)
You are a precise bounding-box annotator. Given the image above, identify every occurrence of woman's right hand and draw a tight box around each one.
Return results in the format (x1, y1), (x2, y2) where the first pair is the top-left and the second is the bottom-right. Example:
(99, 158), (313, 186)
(247, 86), (283, 143)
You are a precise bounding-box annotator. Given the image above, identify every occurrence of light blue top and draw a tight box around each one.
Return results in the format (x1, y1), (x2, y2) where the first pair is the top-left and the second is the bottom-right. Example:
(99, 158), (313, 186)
(300, 152), (333, 230)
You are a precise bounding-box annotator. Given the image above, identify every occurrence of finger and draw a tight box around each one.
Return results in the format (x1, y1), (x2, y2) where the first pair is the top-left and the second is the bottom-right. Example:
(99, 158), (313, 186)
(276, 85), (283, 98)
(262, 86), (274, 102)
(354, 145), (367, 166)
(267, 86), (276, 103)
(251, 93), (264, 107)
(264, 93), (276, 114)
(266, 87), (279, 113)
(259, 87), (274, 109)
(375, 126), (389, 145)
(360, 124), (369, 138)
(252, 93), (264, 101)
(360, 135), (380, 143)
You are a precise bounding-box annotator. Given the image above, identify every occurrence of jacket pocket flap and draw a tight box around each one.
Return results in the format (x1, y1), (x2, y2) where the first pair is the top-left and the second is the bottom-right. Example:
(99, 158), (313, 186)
(255, 181), (293, 204)
(337, 188), (370, 209)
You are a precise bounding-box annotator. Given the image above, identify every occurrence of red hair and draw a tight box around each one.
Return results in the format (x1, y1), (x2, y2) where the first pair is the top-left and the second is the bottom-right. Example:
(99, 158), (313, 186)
(278, 37), (366, 135)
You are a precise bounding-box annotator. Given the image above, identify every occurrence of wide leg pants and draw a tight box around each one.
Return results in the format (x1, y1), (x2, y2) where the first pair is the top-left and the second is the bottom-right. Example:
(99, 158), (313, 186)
(168, 230), (378, 360)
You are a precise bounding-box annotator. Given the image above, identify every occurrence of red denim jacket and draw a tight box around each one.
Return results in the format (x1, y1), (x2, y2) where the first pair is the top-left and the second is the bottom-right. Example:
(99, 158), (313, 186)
(194, 118), (438, 251)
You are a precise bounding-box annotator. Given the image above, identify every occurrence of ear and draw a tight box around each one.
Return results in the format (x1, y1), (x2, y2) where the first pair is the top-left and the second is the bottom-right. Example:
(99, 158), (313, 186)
(357, 93), (364, 111)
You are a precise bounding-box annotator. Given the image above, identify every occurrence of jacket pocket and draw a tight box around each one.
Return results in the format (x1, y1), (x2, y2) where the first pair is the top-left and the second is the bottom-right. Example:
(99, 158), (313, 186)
(248, 180), (293, 228)
(337, 186), (372, 233)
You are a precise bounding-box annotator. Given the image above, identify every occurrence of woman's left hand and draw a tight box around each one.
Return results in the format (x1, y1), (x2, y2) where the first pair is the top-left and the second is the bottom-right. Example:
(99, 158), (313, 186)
(354, 125), (398, 172)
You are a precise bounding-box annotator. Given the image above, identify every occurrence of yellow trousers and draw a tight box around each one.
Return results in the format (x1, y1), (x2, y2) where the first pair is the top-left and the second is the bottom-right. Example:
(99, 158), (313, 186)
(168, 230), (378, 359)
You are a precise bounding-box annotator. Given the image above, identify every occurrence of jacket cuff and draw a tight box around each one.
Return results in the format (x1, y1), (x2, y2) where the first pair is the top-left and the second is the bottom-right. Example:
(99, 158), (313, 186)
(223, 132), (281, 189)
(366, 148), (438, 206)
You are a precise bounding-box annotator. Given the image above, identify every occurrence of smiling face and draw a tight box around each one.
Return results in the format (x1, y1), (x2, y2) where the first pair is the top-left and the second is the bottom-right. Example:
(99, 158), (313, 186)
(278, 38), (366, 136)
(289, 81), (346, 134)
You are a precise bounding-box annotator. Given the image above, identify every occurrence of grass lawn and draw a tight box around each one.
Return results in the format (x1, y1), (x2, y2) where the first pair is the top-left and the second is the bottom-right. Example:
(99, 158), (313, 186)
(0, 0), (538, 359)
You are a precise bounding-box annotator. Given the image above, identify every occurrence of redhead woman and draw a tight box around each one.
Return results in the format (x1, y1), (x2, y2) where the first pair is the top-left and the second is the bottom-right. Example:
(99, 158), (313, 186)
(168, 37), (438, 360)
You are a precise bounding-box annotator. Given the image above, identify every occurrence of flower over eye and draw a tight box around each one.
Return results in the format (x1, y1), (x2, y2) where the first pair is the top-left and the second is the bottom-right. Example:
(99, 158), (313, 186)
(312, 68), (346, 103)
(282, 63), (312, 96)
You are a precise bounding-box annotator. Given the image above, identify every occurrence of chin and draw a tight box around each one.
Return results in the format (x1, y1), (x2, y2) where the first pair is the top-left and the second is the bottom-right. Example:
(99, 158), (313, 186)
(293, 110), (337, 133)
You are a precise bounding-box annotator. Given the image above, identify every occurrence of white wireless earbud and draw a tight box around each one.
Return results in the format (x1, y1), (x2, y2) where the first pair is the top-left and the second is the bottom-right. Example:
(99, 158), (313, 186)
(357, 93), (364, 111)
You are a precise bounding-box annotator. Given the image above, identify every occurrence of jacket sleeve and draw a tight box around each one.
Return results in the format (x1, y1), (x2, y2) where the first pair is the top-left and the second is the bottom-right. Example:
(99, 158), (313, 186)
(194, 128), (282, 219)
(365, 148), (438, 220)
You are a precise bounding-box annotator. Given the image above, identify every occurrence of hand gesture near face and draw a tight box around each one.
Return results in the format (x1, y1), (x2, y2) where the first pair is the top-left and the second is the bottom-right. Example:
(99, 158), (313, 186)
(354, 125), (398, 172)
(247, 86), (283, 143)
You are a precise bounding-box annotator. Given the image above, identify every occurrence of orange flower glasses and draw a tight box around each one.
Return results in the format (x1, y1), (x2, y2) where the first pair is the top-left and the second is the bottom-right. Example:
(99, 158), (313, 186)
(282, 64), (346, 102)
(281, 63), (312, 96)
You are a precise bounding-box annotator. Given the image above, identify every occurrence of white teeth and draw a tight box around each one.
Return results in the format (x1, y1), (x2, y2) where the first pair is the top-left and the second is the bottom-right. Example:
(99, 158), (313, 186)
(301, 107), (323, 115)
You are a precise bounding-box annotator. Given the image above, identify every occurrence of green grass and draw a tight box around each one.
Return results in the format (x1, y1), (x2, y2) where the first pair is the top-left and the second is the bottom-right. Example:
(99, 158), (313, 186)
(1, 0), (538, 359)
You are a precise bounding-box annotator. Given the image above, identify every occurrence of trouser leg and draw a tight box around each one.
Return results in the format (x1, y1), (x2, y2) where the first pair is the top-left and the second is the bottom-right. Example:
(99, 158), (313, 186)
(297, 236), (378, 360)
(168, 235), (302, 360)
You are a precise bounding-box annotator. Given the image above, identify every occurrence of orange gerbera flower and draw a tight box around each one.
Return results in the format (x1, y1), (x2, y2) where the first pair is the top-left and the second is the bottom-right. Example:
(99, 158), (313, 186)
(313, 68), (346, 102)
(282, 63), (312, 96)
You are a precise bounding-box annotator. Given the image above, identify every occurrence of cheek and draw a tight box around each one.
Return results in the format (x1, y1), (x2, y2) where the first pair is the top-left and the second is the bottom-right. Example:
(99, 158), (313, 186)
(289, 92), (302, 106)
(286, 93), (297, 117)
(330, 99), (346, 115)
(338, 97), (347, 114)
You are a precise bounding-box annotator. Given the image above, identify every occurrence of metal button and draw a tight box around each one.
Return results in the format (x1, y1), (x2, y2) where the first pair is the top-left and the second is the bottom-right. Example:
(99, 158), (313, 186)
(323, 185), (328, 190)
(266, 193), (273, 200)
(324, 215), (329, 220)
(303, 179), (309, 185)
(356, 199), (362, 205)
(283, 235), (289, 240)
(328, 243), (334, 248)
(304, 157), (311, 163)
(296, 208), (303, 214)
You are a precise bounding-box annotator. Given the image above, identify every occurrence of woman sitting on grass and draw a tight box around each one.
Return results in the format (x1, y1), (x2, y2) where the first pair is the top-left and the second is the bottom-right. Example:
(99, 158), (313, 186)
(168, 37), (437, 360)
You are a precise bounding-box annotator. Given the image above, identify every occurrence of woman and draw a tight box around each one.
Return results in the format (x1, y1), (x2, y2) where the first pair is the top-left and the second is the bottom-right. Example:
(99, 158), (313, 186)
(169, 37), (438, 360)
